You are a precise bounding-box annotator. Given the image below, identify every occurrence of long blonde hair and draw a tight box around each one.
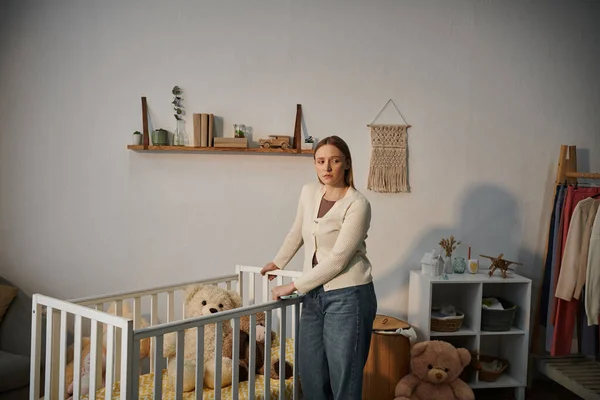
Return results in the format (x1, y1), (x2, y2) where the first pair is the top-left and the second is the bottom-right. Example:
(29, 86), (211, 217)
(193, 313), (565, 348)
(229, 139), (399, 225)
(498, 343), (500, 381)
(313, 135), (355, 188)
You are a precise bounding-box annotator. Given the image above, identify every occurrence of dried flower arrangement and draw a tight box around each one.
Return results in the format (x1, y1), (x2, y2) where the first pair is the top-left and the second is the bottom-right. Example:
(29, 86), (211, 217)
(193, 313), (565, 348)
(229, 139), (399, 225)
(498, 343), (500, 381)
(439, 236), (461, 257)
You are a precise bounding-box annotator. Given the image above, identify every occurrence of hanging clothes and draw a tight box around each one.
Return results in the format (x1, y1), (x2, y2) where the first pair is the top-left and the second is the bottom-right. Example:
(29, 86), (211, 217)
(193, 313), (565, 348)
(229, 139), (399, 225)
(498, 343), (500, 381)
(585, 205), (600, 326)
(540, 184), (564, 326)
(555, 197), (600, 300)
(552, 186), (600, 356)
(541, 185), (567, 352)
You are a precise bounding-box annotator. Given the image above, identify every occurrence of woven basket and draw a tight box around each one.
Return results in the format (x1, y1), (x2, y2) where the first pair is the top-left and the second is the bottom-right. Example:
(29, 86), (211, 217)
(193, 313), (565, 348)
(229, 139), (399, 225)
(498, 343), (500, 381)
(478, 355), (509, 382)
(430, 309), (464, 332)
(481, 298), (517, 332)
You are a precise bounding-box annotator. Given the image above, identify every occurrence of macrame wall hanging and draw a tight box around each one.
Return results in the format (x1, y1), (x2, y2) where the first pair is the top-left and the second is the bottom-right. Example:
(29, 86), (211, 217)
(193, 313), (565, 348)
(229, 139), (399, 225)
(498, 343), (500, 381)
(367, 99), (411, 193)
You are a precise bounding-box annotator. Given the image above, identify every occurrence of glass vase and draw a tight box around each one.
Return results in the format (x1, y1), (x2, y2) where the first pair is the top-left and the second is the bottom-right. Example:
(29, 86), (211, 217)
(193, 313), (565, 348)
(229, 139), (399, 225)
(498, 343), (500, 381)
(173, 119), (187, 146)
(453, 256), (467, 274)
(444, 255), (454, 275)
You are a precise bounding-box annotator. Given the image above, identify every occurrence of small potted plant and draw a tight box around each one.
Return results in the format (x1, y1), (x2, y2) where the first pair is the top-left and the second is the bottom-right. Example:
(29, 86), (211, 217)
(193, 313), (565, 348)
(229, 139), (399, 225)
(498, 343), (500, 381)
(302, 136), (314, 150)
(151, 128), (169, 146)
(132, 130), (142, 145)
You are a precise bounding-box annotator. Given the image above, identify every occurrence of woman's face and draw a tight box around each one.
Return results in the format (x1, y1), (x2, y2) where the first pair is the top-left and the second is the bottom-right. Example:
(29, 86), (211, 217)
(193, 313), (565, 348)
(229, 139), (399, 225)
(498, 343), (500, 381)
(314, 144), (348, 188)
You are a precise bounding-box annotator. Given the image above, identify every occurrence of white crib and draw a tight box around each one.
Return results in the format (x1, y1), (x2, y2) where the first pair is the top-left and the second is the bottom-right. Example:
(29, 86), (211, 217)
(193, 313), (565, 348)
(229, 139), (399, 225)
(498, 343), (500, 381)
(29, 265), (304, 400)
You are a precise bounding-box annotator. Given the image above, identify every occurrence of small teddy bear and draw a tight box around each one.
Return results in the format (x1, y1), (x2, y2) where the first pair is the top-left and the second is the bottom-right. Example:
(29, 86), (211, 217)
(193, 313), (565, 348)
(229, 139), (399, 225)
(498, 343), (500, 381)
(63, 301), (151, 396)
(66, 351), (106, 400)
(222, 312), (293, 382)
(162, 284), (243, 392)
(394, 340), (475, 400)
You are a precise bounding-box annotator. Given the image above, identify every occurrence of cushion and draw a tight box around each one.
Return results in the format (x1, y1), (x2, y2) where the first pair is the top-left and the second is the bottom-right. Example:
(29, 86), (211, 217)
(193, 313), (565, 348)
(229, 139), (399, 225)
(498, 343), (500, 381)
(0, 350), (30, 391)
(0, 284), (18, 324)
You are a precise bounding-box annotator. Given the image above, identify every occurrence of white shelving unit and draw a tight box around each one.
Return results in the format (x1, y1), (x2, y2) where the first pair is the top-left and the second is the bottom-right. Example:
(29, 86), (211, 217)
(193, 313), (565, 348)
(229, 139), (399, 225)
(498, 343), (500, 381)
(408, 269), (532, 400)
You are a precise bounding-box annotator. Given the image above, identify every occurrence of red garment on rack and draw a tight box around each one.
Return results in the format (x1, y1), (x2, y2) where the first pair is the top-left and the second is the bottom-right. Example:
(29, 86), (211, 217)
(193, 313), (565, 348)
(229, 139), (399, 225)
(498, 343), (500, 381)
(551, 186), (600, 356)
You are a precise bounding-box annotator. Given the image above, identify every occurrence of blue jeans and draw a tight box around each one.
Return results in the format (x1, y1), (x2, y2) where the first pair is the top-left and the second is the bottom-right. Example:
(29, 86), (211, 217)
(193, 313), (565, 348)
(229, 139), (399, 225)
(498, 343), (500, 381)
(298, 282), (377, 400)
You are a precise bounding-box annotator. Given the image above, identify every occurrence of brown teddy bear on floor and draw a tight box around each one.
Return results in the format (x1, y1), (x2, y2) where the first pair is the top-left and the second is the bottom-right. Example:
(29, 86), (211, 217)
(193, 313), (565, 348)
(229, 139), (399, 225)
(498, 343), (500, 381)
(162, 284), (244, 392)
(394, 340), (475, 400)
(222, 312), (293, 382)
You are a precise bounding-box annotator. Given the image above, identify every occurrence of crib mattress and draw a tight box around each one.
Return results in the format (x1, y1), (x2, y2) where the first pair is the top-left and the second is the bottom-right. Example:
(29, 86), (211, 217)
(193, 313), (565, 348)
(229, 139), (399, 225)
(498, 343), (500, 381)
(85, 338), (296, 400)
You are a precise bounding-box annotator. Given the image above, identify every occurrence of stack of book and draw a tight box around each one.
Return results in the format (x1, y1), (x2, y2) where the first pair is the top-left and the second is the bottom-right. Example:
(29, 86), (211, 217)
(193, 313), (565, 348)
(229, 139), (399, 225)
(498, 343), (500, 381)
(192, 113), (214, 147)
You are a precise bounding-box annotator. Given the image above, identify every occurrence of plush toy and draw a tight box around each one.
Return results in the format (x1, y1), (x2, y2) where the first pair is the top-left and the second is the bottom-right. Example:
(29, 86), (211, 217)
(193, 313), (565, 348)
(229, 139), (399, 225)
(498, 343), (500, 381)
(66, 351), (106, 400)
(63, 301), (151, 396)
(394, 340), (475, 400)
(222, 312), (293, 382)
(162, 284), (243, 392)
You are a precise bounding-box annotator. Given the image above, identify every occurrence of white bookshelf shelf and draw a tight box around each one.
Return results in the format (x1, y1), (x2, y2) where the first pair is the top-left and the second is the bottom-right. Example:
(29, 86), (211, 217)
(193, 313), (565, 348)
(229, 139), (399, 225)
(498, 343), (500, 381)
(480, 327), (525, 336)
(408, 270), (532, 400)
(430, 327), (477, 337)
(471, 374), (524, 389)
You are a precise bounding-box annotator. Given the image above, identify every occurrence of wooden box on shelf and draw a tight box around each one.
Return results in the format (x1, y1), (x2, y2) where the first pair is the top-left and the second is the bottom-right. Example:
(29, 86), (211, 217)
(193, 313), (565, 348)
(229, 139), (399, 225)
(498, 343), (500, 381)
(407, 270), (531, 400)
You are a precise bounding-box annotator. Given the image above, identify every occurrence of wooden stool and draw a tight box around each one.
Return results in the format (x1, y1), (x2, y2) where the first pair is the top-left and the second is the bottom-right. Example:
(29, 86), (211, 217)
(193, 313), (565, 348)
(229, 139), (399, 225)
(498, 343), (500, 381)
(362, 315), (411, 400)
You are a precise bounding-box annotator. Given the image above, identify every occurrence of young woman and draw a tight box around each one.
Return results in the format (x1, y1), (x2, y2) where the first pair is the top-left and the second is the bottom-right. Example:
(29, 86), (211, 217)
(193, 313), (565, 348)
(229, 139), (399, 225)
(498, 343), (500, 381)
(260, 135), (377, 400)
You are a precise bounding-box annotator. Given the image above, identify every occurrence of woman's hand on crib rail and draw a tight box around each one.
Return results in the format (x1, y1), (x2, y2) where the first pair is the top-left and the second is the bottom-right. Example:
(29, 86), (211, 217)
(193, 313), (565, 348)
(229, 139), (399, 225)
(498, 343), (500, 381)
(272, 282), (297, 300)
(260, 262), (281, 281)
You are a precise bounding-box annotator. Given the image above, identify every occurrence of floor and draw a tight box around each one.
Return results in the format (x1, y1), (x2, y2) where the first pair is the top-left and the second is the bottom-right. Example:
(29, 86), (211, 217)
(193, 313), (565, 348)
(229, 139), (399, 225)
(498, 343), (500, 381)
(472, 377), (584, 400)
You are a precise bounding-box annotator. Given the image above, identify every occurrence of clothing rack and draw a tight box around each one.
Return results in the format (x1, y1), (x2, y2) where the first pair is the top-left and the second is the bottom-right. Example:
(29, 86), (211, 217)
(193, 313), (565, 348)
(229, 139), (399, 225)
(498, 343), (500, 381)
(555, 145), (600, 184)
(531, 144), (600, 400)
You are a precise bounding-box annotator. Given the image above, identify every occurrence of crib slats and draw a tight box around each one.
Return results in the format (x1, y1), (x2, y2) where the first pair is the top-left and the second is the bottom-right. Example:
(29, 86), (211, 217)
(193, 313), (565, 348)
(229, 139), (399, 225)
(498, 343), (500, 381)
(195, 326), (204, 400)
(167, 291), (175, 322)
(133, 296), (142, 376)
(120, 320), (134, 400)
(150, 294), (158, 374)
(58, 310), (68, 400)
(264, 310), (272, 397)
(231, 318), (240, 400)
(29, 299), (42, 400)
(175, 330), (185, 400)
(131, 339), (141, 400)
(249, 273), (256, 305)
(279, 306), (287, 399)
(44, 307), (60, 400)
(276, 276), (284, 328)
(249, 314), (256, 400)
(89, 319), (103, 399)
(133, 296), (142, 328)
(293, 303), (300, 399)
(153, 334), (163, 400)
(114, 300), (123, 381)
(214, 322), (223, 400)
(73, 314), (83, 400)
(263, 276), (270, 303)
(105, 325), (115, 400)
(237, 271), (244, 306)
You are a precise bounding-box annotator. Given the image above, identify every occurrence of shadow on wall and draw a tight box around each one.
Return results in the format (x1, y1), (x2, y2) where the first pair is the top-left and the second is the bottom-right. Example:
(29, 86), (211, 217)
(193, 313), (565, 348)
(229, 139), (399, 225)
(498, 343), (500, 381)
(375, 183), (542, 320)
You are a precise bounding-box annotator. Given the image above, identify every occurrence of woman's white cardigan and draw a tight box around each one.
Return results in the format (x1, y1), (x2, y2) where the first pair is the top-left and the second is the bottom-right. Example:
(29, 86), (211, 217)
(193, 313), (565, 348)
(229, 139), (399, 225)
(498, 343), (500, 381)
(273, 182), (373, 294)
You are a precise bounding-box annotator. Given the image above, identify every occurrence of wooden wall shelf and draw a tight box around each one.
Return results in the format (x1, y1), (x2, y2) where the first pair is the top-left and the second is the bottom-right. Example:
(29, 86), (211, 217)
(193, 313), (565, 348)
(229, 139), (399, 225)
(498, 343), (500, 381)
(131, 98), (313, 157)
(127, 145), (314, 155)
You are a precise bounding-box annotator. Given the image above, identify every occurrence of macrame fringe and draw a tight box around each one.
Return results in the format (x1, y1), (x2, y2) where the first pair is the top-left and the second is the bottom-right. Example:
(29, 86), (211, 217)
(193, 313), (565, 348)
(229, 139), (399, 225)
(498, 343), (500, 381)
(368, 162), (408, 193)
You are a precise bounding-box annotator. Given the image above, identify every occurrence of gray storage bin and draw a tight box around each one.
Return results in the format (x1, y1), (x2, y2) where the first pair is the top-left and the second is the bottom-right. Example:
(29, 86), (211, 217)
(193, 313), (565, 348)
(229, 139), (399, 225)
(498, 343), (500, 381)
(481, 298), (517, 331)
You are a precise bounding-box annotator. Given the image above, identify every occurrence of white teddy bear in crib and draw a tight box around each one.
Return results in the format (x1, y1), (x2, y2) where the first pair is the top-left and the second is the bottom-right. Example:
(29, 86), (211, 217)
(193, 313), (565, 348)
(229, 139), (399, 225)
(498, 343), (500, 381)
(162, 284), (243, 392)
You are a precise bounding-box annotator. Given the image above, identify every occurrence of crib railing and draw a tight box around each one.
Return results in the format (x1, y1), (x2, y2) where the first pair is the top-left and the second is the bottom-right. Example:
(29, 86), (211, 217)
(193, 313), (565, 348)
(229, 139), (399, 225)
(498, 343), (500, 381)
(30, 265), (304, 400)
(30, 294), (133, 400)
(69, 274), (241, 380)
(131, 295), (303, 400)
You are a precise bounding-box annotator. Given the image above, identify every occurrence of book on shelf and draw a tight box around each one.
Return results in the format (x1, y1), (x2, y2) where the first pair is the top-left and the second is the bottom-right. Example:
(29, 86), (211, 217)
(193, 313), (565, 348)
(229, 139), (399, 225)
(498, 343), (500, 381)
(192, 113), (214, 147)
